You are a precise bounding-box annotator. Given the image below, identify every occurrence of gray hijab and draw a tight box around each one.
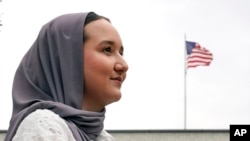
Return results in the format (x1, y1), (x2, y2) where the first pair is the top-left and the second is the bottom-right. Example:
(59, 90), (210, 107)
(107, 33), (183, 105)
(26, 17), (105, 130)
(4, 12), (105, 141)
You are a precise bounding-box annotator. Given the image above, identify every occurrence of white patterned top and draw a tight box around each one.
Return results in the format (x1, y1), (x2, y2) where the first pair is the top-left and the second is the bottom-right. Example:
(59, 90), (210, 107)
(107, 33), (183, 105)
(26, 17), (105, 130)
(12, 109), (115, 141)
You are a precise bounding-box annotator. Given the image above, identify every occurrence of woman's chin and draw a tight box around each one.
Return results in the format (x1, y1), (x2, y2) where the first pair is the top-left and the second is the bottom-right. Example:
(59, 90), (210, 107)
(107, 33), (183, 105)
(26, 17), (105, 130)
(107, 93), (122, 105)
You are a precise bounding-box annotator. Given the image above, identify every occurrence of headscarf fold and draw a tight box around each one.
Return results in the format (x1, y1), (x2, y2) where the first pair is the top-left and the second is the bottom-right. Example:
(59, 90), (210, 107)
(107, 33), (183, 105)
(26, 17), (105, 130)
(4, 12), (105, 141)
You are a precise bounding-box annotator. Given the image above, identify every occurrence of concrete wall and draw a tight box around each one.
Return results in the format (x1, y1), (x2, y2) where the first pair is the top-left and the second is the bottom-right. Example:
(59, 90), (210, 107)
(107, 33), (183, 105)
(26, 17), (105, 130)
(0, 130), (229, 141)
(108, 130), (229, 141)
(0, 131), (5, 141)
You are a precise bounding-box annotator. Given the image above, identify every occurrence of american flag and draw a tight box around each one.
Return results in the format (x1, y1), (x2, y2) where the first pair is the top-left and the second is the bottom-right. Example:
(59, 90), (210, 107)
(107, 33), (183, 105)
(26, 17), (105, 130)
(186, 41), (213, 69)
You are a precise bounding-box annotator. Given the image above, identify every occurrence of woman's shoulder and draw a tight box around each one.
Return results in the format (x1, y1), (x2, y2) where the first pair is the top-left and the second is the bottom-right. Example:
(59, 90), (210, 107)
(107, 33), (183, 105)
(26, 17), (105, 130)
(12, 109), (76, 141)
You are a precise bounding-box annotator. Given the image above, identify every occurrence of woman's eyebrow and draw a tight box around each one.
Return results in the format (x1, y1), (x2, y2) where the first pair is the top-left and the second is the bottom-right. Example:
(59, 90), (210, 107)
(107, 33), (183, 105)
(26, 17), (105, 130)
(99, 40), (114, 46)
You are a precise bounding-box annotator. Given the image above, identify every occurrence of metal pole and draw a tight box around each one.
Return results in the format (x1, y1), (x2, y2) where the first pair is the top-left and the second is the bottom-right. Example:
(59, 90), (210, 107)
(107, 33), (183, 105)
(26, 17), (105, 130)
(184, 34), (187, 129)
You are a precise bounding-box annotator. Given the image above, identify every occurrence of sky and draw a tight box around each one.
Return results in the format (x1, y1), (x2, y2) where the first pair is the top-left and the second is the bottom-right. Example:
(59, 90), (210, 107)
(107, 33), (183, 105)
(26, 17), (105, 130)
(0, 0), (250, 130)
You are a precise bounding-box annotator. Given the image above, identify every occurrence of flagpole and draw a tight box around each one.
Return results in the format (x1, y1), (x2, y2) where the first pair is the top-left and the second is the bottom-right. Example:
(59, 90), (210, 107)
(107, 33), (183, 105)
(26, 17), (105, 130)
(184, 34), (187, 130)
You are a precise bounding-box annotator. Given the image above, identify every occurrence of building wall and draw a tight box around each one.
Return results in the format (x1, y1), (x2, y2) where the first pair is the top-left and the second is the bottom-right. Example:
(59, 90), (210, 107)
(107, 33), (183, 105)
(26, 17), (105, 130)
(0, 130), (229, 141)
(108, 130), (229, 141)
(0, 131), (5, 141)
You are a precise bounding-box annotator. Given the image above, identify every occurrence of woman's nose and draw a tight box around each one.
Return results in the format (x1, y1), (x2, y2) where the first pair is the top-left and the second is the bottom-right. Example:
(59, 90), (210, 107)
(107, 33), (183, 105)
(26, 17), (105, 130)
(114, 57), (129, 73)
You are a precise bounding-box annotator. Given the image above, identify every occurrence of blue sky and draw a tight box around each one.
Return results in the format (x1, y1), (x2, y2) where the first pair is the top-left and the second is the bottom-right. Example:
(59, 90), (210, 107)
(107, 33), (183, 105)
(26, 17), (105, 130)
(0, 0), (250, 130)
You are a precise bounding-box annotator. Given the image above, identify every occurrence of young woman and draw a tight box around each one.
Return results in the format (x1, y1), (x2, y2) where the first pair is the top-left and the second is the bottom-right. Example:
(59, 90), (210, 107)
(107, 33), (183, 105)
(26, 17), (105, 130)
(4, 11), (128, 141)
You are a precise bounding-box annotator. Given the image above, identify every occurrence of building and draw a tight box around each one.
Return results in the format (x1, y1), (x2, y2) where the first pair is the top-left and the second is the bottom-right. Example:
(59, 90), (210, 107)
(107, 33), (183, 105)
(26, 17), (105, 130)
(0, 129), (229, 141)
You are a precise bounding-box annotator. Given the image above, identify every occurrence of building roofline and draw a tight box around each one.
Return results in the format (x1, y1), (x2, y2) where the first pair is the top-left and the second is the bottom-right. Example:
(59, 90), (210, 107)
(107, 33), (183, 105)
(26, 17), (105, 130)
(0, 129), (229, 133)
(107, 129), (229, 133)
(0, 130), (7, 133)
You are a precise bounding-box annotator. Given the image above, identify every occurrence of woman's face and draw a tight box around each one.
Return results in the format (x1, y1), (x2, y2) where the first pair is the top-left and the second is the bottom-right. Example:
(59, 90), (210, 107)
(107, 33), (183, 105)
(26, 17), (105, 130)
(82, 19), (128, 111)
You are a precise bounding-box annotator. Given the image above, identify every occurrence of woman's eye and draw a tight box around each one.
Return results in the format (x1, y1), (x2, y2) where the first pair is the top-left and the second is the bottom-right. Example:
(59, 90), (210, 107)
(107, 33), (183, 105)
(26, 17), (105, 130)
(119, 51), (123, 56)
(103, 47), (111, 53)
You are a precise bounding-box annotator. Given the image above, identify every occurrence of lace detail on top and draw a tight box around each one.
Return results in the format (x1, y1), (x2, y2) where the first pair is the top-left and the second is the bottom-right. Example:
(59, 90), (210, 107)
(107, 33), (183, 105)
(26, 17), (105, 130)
(12, 109), (76, 141)
(12, 109), (115, 141)
(96, 130), (115, 141)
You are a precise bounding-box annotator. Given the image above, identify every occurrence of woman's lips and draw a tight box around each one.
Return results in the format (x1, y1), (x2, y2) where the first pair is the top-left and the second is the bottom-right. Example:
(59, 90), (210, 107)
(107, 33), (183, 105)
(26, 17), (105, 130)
(110, 77), (122, 86)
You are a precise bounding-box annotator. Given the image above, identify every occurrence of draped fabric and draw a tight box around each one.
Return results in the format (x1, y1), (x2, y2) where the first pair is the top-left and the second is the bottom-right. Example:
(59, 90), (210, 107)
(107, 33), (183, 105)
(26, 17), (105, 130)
(4, 12), (105, 141)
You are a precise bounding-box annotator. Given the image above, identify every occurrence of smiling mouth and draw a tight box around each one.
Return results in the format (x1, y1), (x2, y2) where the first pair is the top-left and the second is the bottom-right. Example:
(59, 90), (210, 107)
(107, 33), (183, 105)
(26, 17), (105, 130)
(110, 77), (122, 86)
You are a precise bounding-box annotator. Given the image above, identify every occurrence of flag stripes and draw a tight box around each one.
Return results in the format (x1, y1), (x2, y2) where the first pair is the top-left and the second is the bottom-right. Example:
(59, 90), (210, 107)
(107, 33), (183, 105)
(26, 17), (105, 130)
(186, 41), (213, 69)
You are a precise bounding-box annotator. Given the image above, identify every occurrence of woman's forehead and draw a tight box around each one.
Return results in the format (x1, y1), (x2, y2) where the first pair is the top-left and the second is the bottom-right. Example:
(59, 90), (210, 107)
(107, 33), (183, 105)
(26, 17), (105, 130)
(84, 19), (122, 46)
